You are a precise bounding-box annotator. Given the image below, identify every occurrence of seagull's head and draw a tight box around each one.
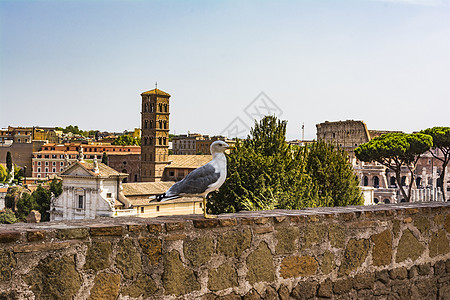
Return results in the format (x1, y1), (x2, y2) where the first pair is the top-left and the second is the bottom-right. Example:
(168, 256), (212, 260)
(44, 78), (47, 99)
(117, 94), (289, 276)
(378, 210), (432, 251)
(210, 140), (230, 155)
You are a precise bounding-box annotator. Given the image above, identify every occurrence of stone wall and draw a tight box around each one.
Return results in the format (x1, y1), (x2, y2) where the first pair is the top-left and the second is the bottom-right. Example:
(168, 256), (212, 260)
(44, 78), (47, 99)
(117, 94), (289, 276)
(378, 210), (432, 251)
(0, 202), (449, 300)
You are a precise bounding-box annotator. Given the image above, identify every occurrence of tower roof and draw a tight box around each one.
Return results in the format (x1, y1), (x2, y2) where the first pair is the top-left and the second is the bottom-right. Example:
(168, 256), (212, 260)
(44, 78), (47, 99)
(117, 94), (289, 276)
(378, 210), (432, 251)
(141, 88), (171, 97)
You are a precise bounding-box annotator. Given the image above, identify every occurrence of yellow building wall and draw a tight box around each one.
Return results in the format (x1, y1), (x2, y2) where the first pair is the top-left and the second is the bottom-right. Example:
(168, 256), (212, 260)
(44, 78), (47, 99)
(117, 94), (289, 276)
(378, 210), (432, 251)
(134, 200), (203, 218)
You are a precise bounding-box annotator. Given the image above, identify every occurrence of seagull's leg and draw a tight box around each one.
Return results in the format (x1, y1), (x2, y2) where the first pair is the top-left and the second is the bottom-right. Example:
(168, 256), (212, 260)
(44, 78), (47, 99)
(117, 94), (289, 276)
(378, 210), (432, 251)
(203, 196), (216, 219)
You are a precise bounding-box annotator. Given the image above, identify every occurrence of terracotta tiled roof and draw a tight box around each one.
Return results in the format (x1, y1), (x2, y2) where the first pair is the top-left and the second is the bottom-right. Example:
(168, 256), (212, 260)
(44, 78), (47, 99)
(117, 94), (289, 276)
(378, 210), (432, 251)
(62, 161), (127, 178)
(122, 182), (175, 196)
(166, 155), (212, 169)
(141, 88), (171, 97)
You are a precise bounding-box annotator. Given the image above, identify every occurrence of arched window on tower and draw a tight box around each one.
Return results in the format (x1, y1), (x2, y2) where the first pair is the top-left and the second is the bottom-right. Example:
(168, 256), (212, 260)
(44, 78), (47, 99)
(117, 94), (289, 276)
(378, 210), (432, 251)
(149, 120), (153, 129)
(159, 137), (163, 145)
(159, 103), (163, 112)
(164, 104), (168, 112)
(144, 137), (148, 145)
(363, 176), (368, 186)
(144, 120), (148, 129)
(150, 103), (154, 112)
(144, 103), (148, 112)
(159, 120), (163, 129)
(149, 137), (153, 145)
(163, 137), (166, 145)
(401, 176), (407, 186)
(164, 121), (167, 129)
(390, 176), (396, 188)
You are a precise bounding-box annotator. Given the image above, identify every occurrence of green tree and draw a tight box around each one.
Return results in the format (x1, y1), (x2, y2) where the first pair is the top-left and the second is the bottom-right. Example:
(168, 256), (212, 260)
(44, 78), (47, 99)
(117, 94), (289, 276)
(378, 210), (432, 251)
(33, 185), (52, 221)
(102, 152), (108, 164)
(16, 192), (38, 221)
(306, 141), (363, 207)
(6, 151), (12, 172)
(112, 135), (141, 146)
(420, 127), (450, 200)
(355, 132), (432, 202)
(0, 209), (18, 224)
(209, 116), (361, 214)
(49, 178), (63, 198)
(0, 164), (7, 182)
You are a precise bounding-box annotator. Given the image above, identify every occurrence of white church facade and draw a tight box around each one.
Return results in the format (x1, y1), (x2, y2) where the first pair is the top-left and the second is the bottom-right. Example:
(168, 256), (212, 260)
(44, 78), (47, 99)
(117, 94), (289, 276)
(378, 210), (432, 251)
(50, 154), (136, 221)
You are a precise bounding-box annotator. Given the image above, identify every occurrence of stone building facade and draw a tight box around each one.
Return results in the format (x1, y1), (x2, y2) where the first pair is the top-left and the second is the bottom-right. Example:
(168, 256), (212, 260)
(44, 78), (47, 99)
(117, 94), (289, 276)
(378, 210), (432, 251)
(140, 88), (170, 182)
(316, 120), (449, 203)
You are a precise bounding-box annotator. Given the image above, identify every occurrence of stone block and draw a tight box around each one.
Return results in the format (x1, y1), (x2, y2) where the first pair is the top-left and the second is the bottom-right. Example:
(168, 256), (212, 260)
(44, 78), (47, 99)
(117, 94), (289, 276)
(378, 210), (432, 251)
(138, 237), (162, 265)
(307, 215), (320, 222)
(396, 229), (424, 263)
(13, 241), (72, 253)
(405, 208), (419, 215)
(418, 263), (431, 275)
(193, 218), (219, 229)
(165, 221), (185, 231)
(429, 230), (449, 258)
(389, 267), (408, 280)
(165, 233), (186, 241)
(274, 216), (286, 223)
(147, 223), (163, 233)
(263, 286), (278, 300)
(241, 217), (255, 225)
(115, 239), (142, 279)
(163, 250), (200, 296)
(320, 251), (335, 275)
(338, 238), (370, 276)
(208, 263), (238, 291)
(328, 224), (345, 248)
(371, 229), (392, 266)
(246, 242), (275, 284)
(217, 229), (251, 257)
(408, 266), (419, 279)
(89, 225), (123, 236)
(88, 272), (120, 300)
(290, 215), (306, 223)
(280, 255), (318, 278)
(414, 217), (431, 235)
(56, 227), (89, 240)
(0, 250), (16, 281)
(127, 223), (146, 232)
(0, 230), (21, 243)
(303, 224), (326, 249)
(445, 213), (450, 233)
(434, 260), (446, 276)
(254, 226), (273, 234)
(243, 289), (261, 300)
(23, 255), (81, 299)
(254, 217), (270, 225)
(317, 279), (332, 298)
(291, 280), (318, 299)
(375, 269), (389, 284)
(392, 219), (401, 238)
(353, 273), (375, 290)
(218, 218), (237, 227)
(275, 227), (299, 254)
(184, 236), (214, 267)
(403, 217), (413, 223)
(26, 230), (46, 242)
(278, 285), (290, 300)
(85, 241), (112, 272)
(121, 274), (158, 298)
(333, 278), (353, 295)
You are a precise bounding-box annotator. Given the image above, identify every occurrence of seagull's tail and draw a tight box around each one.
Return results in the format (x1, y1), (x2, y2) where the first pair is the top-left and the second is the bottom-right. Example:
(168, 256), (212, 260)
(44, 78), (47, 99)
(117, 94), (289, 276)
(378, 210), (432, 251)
(149, 193), (180, 203)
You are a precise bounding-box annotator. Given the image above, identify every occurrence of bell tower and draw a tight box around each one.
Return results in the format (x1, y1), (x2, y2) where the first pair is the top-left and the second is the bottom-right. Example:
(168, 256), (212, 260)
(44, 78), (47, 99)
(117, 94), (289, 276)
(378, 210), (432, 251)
(140, 88), (170, 182)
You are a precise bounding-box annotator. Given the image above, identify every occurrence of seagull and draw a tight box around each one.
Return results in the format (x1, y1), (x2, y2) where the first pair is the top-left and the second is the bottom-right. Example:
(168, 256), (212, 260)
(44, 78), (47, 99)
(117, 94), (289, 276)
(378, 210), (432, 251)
(153, 140), (230, 218)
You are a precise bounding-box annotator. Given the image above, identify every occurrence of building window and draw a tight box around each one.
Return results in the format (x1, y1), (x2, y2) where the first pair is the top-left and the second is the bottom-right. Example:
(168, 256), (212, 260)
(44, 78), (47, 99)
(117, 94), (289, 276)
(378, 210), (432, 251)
(60, 162), (64, 166)
(52, 168), (56, 173)
(169, 171), (175, 177)
(141, 207), (144, 213)
(38, 161), (41, 166)
(52, 162), (56, 166)
(45, 161), (49, 166)
(37, 174), (41, 178)
(156, 206), (160, 212)
(106, 193), (112, 198)
(37, 167), (41, 172)
(134, 174), (138, 182)
(45, 168), (48, 173)
(78, 195), (84, 209)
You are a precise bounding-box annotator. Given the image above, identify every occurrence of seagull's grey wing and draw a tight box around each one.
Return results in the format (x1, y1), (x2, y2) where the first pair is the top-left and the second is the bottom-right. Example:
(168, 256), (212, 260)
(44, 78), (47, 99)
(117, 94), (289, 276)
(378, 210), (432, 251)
(168, 164), (220, 196)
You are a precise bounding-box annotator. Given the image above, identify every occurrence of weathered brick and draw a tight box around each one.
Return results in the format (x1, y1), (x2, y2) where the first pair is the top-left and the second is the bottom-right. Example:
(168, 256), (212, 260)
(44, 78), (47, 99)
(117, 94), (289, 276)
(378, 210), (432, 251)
(333, 278), (352, 295)
(254, 217), (270, 225)
(218, 218), (237, 227)
(193, 218), (218, 229)
(165, 234), (186, 241)
(26, 230), (46, 242)
(405, 208), (419, 215)
(13, 241), (73, 253)
(318, 279), (332, 298)
(280, 256), (318, 278)
(396, 229), (425, 263)
(390, 267), (408, 280)
(147, 223), (163, 233)
(254, 227), (273, 234)
(353, 273), (375, 290)
(127, 223), (146, 232)
(241, 217), (255, 225)
(56, 227), (89, 240)
(165, 221), (185, 231)
(0, 230), (21, 243)
(89, 225), (123, 236)
(371, 229), (392, 266)
(307, 215), (320, 223)
(274, 216), (286, 223)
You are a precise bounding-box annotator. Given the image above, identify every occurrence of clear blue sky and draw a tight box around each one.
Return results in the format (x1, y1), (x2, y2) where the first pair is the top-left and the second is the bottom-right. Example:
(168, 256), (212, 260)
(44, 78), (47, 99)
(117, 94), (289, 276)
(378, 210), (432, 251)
(1, 0), (449, 140)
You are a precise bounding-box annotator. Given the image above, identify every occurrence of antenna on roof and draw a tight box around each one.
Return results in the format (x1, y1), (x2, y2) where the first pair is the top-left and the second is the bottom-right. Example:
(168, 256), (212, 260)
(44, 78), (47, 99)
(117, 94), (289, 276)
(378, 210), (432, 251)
(155, 81), (158, 90)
